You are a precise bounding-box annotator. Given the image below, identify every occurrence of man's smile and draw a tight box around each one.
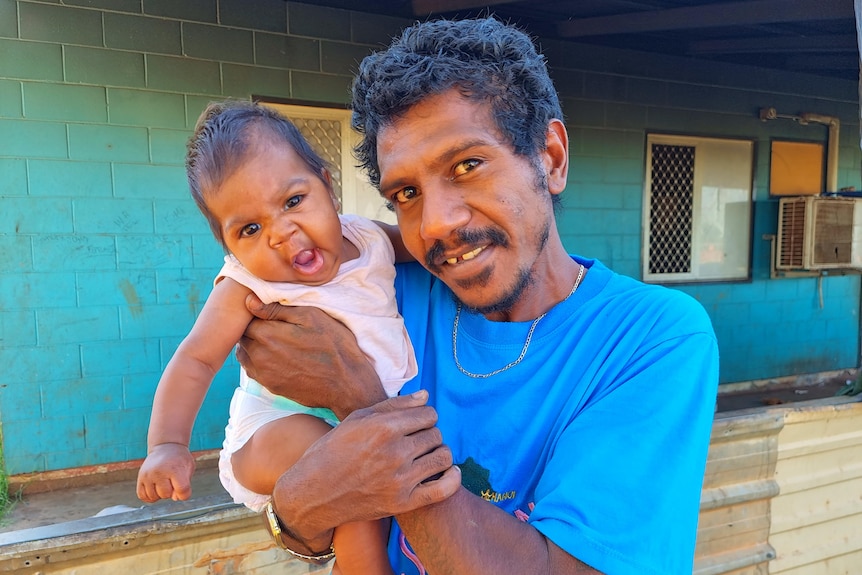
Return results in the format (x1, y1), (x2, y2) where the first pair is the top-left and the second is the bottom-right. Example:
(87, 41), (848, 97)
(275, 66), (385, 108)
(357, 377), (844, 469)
(445, 245), (486, 265)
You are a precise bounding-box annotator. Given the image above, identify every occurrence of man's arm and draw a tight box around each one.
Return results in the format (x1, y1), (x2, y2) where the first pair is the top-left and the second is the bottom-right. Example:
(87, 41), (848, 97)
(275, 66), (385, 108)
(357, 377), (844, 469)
(396, 489), (602, 574)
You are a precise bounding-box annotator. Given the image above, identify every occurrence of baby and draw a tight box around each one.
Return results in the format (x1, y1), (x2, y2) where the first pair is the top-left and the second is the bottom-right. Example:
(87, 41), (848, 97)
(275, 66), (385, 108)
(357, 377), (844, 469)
(136, 100), (416, 575)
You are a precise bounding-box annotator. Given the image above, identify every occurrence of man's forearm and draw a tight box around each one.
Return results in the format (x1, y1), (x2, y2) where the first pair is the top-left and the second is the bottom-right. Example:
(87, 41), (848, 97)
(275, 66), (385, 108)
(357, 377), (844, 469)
(395, 488), (601, 574)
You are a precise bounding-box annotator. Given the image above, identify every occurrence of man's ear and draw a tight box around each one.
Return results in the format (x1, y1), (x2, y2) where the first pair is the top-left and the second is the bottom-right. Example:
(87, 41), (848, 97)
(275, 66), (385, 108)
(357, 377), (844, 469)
(543, 119), (569, 196)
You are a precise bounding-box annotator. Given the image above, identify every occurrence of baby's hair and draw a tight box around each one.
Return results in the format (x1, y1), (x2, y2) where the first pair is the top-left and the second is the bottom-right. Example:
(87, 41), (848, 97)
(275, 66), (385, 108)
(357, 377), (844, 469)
(186, 100), (330, 249)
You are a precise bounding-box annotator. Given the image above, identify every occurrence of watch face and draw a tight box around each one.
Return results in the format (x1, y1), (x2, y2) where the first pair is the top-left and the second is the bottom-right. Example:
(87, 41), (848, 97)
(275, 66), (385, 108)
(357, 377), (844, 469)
(262, 502), (286, 549)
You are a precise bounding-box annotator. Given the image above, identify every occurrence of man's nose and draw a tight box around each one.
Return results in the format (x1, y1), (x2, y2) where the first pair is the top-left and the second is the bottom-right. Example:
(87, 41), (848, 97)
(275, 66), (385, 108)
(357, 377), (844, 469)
(419, 185), (470, 240)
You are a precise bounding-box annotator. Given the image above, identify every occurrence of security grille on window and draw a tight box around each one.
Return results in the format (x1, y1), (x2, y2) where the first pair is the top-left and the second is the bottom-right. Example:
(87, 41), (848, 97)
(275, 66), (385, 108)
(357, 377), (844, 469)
(643, 135), (753, 283)
(648, 144), (695, 275)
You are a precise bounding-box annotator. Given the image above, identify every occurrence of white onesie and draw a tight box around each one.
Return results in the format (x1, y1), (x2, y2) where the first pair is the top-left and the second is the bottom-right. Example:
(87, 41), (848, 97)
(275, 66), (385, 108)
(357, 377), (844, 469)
(217, 214), (417, 511)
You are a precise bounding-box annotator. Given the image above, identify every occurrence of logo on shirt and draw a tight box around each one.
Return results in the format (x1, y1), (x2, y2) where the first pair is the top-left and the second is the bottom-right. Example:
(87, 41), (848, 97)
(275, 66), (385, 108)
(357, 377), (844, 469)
(459, 456), (517, 503)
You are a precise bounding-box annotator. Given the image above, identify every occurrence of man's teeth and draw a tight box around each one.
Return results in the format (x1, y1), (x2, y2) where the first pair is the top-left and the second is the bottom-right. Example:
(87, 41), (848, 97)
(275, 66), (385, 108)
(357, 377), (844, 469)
(446, 246), (485, 265)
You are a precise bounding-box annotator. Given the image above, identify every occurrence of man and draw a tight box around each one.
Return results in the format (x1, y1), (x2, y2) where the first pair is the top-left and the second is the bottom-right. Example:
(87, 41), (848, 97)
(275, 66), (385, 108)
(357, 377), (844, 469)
(238, 17), (719, 575)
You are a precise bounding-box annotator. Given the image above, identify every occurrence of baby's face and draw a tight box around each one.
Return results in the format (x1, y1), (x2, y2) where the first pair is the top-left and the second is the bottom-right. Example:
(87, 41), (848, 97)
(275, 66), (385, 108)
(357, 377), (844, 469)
(207, 139), (345, 285)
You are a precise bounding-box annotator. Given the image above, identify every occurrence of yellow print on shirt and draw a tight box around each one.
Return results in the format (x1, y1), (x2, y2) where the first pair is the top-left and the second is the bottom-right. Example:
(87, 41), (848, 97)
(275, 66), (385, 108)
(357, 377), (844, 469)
(480, 488), (517, 503)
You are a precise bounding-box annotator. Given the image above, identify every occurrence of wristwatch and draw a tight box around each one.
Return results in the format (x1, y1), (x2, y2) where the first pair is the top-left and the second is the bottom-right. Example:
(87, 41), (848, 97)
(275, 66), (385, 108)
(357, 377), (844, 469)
(261, 501), (336, 565)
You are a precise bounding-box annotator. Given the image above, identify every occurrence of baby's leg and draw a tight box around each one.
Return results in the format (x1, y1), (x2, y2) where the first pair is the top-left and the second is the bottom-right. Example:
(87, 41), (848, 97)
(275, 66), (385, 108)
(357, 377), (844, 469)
(231, 414), (394, 575)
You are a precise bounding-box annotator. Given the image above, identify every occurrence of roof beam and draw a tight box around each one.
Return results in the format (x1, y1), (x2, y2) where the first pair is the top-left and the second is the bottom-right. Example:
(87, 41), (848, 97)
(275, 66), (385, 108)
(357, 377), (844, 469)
(690, 34), (858, 55)
(412, 0), (518, 16)
(557, 0), (852, 37)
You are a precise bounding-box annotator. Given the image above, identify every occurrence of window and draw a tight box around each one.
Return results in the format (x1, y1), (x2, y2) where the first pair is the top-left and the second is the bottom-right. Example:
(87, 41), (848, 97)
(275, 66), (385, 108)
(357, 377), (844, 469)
(643, 134), (753, 283)
(262, 102), (395, 224)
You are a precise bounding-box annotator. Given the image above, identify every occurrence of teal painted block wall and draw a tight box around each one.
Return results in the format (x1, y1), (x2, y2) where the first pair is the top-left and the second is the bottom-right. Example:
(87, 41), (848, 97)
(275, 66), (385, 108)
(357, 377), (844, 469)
(541, 38), (862, 385)
(0, 0), (401, 475)
(0, 0), (859, 475)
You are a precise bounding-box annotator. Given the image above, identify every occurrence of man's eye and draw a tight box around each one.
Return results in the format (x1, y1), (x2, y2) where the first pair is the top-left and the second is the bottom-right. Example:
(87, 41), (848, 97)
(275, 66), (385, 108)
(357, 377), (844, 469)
(240, 223), (261, 237)
(453, 158), (481, 177)
(393, 187), (418, 204)
(285, 195), (303, 209)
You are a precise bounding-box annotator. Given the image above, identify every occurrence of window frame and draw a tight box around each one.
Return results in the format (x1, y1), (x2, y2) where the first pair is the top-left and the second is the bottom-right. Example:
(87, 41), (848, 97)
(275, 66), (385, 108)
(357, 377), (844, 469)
(642, 133), (755, 284)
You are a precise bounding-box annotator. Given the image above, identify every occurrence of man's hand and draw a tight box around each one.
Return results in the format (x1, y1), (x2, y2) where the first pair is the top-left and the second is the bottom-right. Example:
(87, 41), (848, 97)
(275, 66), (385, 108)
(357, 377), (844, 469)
(136, 442), (195, 503)
(237, 295), (387, 420)
(270, 391), (461, 552)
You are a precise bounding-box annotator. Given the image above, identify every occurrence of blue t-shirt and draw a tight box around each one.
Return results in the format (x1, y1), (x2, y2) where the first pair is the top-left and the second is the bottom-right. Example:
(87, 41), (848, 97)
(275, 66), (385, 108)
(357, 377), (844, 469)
(386, 257), (719, 575)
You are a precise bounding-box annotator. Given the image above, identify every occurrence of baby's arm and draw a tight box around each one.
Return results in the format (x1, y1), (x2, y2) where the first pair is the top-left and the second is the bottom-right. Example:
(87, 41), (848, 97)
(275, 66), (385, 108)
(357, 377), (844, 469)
(137, 277), (254, 503)
(374, 220), (413, 263)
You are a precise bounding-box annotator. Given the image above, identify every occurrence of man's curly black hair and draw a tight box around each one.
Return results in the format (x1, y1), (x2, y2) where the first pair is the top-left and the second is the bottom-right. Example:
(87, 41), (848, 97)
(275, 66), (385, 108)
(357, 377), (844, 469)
(351, 17), (564, 191)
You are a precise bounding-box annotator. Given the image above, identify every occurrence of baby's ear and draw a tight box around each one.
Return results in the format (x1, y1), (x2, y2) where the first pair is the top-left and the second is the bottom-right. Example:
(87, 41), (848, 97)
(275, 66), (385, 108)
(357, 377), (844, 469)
(322, 169), (341, 211)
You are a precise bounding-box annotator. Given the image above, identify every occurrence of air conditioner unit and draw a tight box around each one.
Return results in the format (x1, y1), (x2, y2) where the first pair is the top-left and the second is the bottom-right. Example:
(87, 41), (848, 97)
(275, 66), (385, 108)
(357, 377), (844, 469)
(776, 196), (862, 270)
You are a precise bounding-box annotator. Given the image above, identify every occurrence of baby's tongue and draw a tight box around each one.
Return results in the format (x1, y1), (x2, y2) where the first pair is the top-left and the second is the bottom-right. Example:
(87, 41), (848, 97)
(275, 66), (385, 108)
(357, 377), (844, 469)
(294, 249), (316, 267)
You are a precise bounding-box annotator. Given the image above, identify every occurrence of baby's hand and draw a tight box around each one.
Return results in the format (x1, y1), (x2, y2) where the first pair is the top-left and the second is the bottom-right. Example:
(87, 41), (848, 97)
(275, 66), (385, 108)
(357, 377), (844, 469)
(136, 443), (196, 503)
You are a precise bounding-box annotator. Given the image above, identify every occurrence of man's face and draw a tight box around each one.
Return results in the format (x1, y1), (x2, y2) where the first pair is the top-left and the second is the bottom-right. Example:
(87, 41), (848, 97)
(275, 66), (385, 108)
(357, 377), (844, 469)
(376, 89), (562, 318)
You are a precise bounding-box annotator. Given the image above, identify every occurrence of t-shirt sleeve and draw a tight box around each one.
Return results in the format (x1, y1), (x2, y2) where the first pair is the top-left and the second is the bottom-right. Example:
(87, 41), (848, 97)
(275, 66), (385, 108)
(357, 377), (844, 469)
(529, 295), (719, 575)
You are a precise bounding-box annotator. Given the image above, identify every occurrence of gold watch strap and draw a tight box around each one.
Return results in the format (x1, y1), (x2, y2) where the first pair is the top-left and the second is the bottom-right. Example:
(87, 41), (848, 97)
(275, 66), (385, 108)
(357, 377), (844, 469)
(262, 501), (335, 565)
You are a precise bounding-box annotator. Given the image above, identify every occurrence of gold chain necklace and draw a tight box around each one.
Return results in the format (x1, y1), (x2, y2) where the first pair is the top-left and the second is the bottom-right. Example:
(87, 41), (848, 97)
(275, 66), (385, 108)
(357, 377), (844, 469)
(452, 263), (585, 379)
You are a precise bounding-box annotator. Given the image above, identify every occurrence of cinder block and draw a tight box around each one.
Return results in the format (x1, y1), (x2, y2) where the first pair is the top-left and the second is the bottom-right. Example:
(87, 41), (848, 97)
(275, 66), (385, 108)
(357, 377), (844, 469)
(108, 88), (185, 128)
(114, 163), (187, 198)
(144, 0), (217, 23)
(0, 339), (81, 384)
(0, 0), (17, 38)
(191, 234), (224, 267)
(0, 78), (23, 117)
(24, 82), (107, 122)
(156, 267), (217, 304)
(36, 306), (120, 345)
(65, 46), (146, 88)
(40, 376), (123, 416)
(116, 234), (194, 269)
(0, 309), (37, 348)
(150, 128), (192, 165)
(350, 11), (409, 46)
(105, 13), (181, 54)
(0, 38), (62, 81)
(183, 22), (253, 64)
(3, 416), (85, 467)
(81, 338), (161, 377)
(219, 0), (286, 33)
(122, 372), (160, 410)
(288, 2), (350, 41)
(321, 40), (368, 76)
(32, 234), (117, 272)
(120, 302), (195, 339)
(74, 198), (154, 234)
(20, 3), (103, 46)
(62, 0), (141, 13)
(254, 33), (319, 71)
(288, 70), (351, 104)
(154, 199), (210, 235)
(0, 157), (27, 196)
(221, 63), (291, 99)
(29, 159), (113, 197)
(147, 54), (221, 94)
(68, 124), (149, 162)
(76, 270), (158, 308)
(0, 119), (67, 158)
(1, 197), (73, 233)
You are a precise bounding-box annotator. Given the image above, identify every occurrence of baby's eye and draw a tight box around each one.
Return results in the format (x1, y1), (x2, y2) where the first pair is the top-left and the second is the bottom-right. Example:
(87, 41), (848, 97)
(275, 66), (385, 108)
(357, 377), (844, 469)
(453, 158), (481, 177)
(240, 223), (261, 237)
(285, 195), (303, 209)
(393, 187), (418, 204)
